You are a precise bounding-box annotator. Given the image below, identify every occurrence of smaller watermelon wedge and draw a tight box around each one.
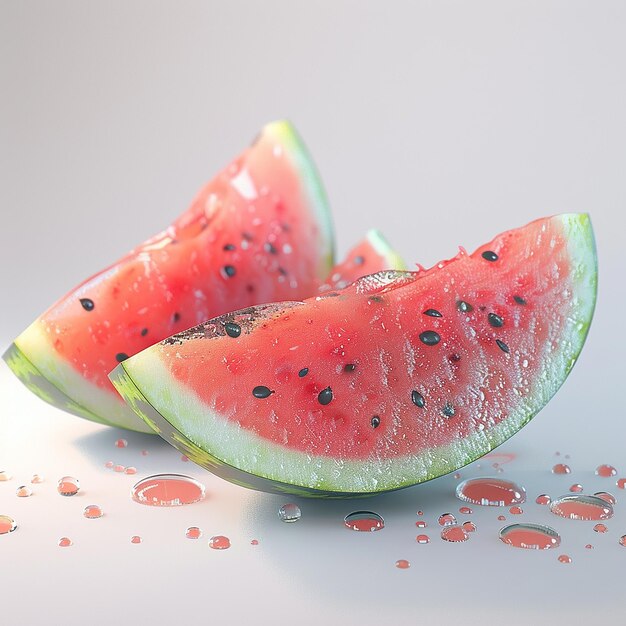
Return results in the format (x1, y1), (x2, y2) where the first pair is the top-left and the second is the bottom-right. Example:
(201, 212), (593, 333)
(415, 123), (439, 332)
(111, 214), (597, 497)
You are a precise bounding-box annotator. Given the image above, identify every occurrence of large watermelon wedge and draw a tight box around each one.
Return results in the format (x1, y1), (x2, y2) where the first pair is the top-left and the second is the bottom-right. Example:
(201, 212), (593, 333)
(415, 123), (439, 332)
(3, 121), (337, 433)
(111, 214), (597, 496)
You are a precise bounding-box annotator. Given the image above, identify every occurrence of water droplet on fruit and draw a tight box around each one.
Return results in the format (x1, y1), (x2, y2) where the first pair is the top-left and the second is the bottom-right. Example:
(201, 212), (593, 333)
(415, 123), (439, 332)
(549, 495), (613, 520)
(499, 523), (560, 549)
(131, 474), (205, 506)
(395, 559), (410, 569)
(186, 526), (202, 539)
(58, 537), (72, 547)
(115, 439), (128, 448)
(536, 494), (551, 505)
(278, 503), (301, 522)
(438, 513), (457, 526)
(416, 534), (430, 544)
(509, 506), (523, 515)
(344, 511), (384, 532)
(593, 523), (608, 533)
(0, 515), (17, 534)
(209, 535), (230, 550)
(441, 526), (469, 542)
(462, 521), (477, 532)
(552, 464), (571, 475)
(459, 506), (473, 514)
(596, 464), (617, 477)
(83, 505), (103, 519)
(16, 486), (32, 498)
(594, 492), (616, 505)
(569, 484), (583, 493)
(558, 554), (572, 564)
(130, 535), (142, 544)
(57, 476), (80, 496)
(456, 477), (526, 506)
(31, 474), (44, 484)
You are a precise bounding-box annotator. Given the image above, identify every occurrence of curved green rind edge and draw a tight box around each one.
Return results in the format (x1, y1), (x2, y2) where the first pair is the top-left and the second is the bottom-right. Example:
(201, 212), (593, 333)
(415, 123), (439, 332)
(2, 342), (116, 428)
(365, 229), (407, 270)
(110, 361), (380, 499)
(266, 120), (335, 277)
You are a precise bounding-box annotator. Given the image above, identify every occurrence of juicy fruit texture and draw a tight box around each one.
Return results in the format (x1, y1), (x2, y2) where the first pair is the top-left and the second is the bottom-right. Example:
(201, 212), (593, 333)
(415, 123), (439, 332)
(111, 214), (597, 496)
(3, 121), (334, 432)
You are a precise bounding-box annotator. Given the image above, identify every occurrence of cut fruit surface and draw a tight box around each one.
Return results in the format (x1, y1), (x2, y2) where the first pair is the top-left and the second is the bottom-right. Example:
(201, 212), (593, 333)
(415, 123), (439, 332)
(112, 214), (597, 496)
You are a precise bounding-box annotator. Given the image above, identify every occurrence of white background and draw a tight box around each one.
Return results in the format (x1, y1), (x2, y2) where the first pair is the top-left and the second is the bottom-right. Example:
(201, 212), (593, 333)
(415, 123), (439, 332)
(1, 2), (625, 624)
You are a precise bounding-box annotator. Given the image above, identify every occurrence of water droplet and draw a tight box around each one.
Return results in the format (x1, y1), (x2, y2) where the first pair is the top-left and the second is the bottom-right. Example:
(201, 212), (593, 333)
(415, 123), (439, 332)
(0, 515), (17, 534)
(58, 537), (72, 547)
(593, 523), (608, 533)
(438, 513), (457, 526)
(416, 534), (430, 544)
(209, 535), (231, 550)
(456, 477), (526, 506)
(594, 492), (616, 505)
(57, 476), (80, 496)
(619, 535), (626, 547)
(181, 455), (189, 462)
(558, 554), (572, 564)
(16, 486), (32, 498)
(0, 471), (11, 481)
(131, 474), (205, 506)
(186, 526), (202, 539)
(250, 539), (259, 545)
(441, 526), (469, 542)
(499, 523), (561, 549)
(497, 515), (507, 521)
(395, 559), (410, 569)
(344, 511), (384, 532)
(459, 506), (473, 514)
(536, 494), (551, 505)
(115, 439), (128, 448)
(114, 465), (125, 473)
(617, 478), (626, 490)
(105, 461), (114, 468)
(462, 521), (477, 532)
(453, 472), (461, 479)
(596, 464), (617, 477)
(552, 464), (571, 475)
(83, 505), (103, 519)
(569, 484), (583, 493)
(416, 510), (424, 516)
(550, 495), (613, 521)
(415, 520), (427, 528)
(278, 503), (301, 522)
(585, 544), (594, 549)
(31, 474), (44, 484)
(125, 467), (137, 475)
(509, 506), (523, 515)
(130, 535), (142, 544)
(141, 450), (149, 456)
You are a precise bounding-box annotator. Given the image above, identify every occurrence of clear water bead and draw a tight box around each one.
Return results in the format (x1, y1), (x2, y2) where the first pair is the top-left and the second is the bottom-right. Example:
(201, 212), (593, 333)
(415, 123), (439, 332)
(209, 535), (231, 550)
(83, 505), (103, 519)
(58, 537), (72, 547)
(0, 515), (17, 534)
(57, 476), (80, 496)
(344, 511), (384, 532)
(278, 503), (302, 523)
(16, 486), (32, 497)
(131, 474), (205, 507)
(456, 477), (526, 506)
(186, 527), (202, 539)
(549, 495), (613, 521)
(499, 523), (561, 550)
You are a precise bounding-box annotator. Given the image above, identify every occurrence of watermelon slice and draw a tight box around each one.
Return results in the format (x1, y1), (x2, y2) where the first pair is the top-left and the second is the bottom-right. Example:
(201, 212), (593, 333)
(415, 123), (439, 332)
(111, 214), (597, 496)
(3, 121), (336, 433)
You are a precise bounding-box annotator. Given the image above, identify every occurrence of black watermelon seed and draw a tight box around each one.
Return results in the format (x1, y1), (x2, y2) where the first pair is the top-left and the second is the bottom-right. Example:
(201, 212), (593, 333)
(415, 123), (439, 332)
(353, 255), (365, 266)
(442, 403), (456, 417)
(224, 322), (241, 338)
(173, 312), (181, 323)
(488, 313), (504, 328)
(371, 415), (381, 428)
(252, 385), (274, 399)
(264, 242), (278, 255)
(449, 353), (461, 363)
(298, 368), (309, 378)
(80, 298), (95, 311)
(482, 250), (498, 262)
(278, 267), (288, 276)
(411, 390), (425, 408)
(369, 296), (384, 303)
(223, 243), (236, 251)
(514, 295), (527, 305)
(140, 328), (148, 337)
(457, 301), (473, 313)
(423, 309), (442, 318)
(344, 363), (356, 372)
(419, 330), (441, 346)
(222, 265), (237, 278)
(496, 339), (510, 353)
(116, 353), (129, 363)
(318, 386), (333, 405)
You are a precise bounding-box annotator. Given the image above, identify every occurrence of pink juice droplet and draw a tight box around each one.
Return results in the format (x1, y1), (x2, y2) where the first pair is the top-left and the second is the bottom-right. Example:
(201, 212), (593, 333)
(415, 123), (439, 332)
(58, 537), (72, 547)
(619, 535), (626, 547)
(593, 523), (608, 533)
(569, 484), (583, 493)
(209, 535), (231, 550)
(510, 506), (523, 515)
(131, 535), (142, 544)
(441, 526), (469, 542)
(115, 439), (128, 448)
(596, 465), (617, 477)
(0, 470), (11, 481)
(552, 464), (571, 475)
(459, 506), (473, 514)
(124, 467), (137, 475)
(141, 450), (149, 456)
(0, 515), (17, 534)
(16, 486), (32, 498)
(105, 461), (114, 469)
(498, 515), (507, 521)
(416, 510), (424, 516)
(558, 554), (572, 564)
(114, 465), (125, 473)
(181, 455), (189, 462)
(585, 544), (594, 549)
(499, 523), (561, 550)
(616, 478), (626, 490)
(83, 505), (103, 519)
(395, 559), (410, 569)
(456, 477), (526, 506)
(438, 513), (457, 527)
(416, 534), (430, 544)
(549, 495), (613, 521)
(594, 492), (616, 505)
(30, 474), (44, 484)
(536, 494), (551, 505)
(250, 539), (259, 546)
(415, 520), (427, 528)
(131, 474), (205, 507)
(57, 476), (80, 496)
(462, 521), (477, 533)
(344, 511), (384, 532)
(186, 526), (202, 539)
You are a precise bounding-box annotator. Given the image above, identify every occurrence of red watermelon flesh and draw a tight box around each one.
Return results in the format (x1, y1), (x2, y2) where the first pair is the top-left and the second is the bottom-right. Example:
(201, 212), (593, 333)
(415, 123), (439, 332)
(111, 214), (597, 496)
(3, 121), (336, 432)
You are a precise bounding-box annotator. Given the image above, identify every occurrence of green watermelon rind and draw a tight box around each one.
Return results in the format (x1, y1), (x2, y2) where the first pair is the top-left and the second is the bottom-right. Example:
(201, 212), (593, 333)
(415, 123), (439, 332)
(365, 229), (407, 271)
(112, 213), (597, 497)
